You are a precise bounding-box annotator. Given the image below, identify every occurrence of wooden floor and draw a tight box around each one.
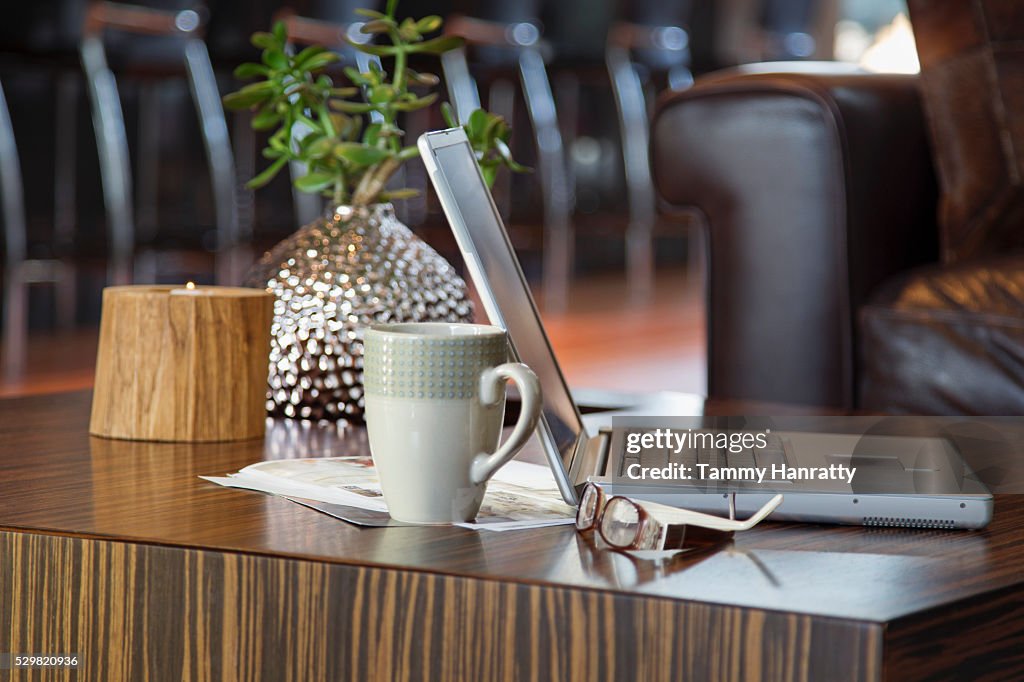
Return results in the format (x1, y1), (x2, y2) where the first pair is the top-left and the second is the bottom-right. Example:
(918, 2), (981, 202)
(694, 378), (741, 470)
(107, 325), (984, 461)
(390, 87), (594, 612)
(0, 267), (705, 399)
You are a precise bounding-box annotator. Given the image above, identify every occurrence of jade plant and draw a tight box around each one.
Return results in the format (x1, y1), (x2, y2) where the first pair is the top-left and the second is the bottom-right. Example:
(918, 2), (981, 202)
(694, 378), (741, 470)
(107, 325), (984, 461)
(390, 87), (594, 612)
(223, 0), (526, 207)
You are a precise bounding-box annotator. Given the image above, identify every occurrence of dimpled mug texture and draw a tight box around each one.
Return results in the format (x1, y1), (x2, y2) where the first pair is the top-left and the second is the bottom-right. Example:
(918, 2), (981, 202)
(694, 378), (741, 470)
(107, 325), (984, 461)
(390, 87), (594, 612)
(363, 327), (508, 401)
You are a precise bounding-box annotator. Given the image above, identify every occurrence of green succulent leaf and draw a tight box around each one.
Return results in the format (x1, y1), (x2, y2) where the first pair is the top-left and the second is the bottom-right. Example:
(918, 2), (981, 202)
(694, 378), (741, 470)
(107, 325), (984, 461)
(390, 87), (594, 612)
(333, 143), (390, 166)
(250, 32), (277, 50)
(440, 101), (458, 128)
(293, 171), (335, 193)
(406, 69), (440, 87)
(306, 137), (336, 159)
(466, 108), (489, 138)
(222, 81), (276, 109)
(398, 18), (421, 42)
(363, 122), (383, 146)
(233, 62), (270, 79)
(391, 92), (437, 111)
(408, 35), (463, 54)
(272, 21), (287, 46)
(251, 106), (281, 130)
(227, 6), (527, 205)
(246, 156), (288, 189)
(480, 165), (498, 187)
(292, 45), (326, 67)
(297, 133), (320, 152)
(343, 67), (367, 85)
(348, 42), (398, 57)
(329, 100), (377, 114)
(300, 51), (342, 72)
(397, 145), (420, 161)
(329, 112), (358, 138)
(369, 85), (396, 104)
(262, 48), (288, 70)
(360, 19), (395, 34)
(415, 16), (443, 34)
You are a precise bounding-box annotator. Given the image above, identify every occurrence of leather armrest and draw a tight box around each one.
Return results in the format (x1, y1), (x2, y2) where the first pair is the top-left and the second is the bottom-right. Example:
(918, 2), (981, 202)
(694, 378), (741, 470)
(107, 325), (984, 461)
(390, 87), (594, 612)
(651, 67), (939, 408)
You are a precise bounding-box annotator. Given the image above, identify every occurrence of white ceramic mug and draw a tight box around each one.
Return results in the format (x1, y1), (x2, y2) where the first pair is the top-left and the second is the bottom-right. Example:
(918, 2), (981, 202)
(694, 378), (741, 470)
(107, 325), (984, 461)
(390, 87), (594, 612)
(363, 322), (542, 524)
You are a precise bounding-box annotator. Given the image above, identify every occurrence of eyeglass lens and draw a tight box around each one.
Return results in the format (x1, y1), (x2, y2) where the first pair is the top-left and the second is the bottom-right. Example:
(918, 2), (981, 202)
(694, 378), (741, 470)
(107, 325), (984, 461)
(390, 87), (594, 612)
(600, 497), (643, 548)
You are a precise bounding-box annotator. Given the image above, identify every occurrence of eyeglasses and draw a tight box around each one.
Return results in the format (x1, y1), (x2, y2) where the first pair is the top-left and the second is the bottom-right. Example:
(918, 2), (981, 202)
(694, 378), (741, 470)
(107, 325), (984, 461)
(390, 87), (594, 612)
(575, 482), (783, 551)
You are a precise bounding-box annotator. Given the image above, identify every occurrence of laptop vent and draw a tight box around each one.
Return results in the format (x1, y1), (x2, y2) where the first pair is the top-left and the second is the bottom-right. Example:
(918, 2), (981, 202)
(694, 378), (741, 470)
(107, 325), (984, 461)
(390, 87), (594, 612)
(862, 516), (956, 529)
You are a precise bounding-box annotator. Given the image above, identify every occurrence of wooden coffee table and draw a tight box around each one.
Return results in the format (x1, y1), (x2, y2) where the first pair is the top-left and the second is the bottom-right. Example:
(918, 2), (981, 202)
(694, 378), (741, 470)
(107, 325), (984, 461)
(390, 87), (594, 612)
(1, 391), (1022, 680)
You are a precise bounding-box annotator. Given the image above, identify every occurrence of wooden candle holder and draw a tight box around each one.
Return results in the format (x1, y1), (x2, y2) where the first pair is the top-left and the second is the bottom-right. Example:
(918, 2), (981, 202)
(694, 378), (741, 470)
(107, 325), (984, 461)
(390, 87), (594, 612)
(90, 285), (274, 442)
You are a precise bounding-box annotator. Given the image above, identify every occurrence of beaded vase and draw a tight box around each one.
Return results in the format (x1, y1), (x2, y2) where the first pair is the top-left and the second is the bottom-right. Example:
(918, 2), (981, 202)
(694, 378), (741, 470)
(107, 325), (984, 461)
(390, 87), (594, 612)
(245, 203), (473, 422)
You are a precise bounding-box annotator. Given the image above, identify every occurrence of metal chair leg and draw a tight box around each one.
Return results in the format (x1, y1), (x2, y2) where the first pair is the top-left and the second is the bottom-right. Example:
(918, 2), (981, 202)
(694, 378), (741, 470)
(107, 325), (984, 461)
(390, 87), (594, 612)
(441, 47), (481, 124)
(81, 36), (135, 285)
(487, 78), (515, 219)
(518, 47), (573, 313)
(53, 261), (77, 331)
(607, 45), (656, 303)
(2, 268), (27, 382)
(184, 39), (242, 284)
(439, 17), (575, 310)
(0, 80), (27, 381)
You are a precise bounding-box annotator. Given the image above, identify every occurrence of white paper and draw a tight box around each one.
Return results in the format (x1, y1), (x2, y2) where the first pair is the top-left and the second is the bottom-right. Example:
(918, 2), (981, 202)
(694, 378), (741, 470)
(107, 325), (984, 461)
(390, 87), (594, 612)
(201, 456), (575, 531)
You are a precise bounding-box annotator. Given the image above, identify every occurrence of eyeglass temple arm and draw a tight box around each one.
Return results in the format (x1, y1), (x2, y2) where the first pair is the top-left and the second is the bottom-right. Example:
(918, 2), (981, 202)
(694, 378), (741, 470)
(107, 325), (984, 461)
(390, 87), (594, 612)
(646, 494), (784, 532)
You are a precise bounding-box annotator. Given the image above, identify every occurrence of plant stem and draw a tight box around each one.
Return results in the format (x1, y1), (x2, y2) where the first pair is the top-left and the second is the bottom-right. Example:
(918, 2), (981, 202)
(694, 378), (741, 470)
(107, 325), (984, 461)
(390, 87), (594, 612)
(392, 48), (406, 91)
(352, 156), (401, 205)
(352, 165), (377, 205)
(387, 46), (407, 154)
(333, 177), (344, 206)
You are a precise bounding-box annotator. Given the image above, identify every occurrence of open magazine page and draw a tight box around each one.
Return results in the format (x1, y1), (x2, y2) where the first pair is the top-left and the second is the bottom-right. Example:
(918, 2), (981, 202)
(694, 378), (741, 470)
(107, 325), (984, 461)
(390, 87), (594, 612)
(201, 457), (575, 531)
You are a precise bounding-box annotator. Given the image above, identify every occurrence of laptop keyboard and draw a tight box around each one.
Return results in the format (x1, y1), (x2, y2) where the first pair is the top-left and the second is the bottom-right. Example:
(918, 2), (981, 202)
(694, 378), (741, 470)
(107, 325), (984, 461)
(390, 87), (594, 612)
(618, 432), (790, 479)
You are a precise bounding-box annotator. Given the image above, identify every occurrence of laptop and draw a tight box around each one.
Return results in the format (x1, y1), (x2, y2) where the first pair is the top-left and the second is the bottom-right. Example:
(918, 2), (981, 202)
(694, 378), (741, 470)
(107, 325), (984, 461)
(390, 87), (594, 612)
(418, 127), (993, 529)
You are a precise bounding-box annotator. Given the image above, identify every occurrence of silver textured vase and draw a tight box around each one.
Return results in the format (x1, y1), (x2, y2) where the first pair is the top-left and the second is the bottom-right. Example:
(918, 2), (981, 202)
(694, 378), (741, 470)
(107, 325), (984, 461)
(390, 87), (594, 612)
(246, 203), (474, 423)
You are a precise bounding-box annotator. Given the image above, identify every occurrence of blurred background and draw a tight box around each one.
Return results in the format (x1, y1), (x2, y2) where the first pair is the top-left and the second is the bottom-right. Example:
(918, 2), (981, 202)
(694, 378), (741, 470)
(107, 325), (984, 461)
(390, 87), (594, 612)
(0, 0), (917, 399)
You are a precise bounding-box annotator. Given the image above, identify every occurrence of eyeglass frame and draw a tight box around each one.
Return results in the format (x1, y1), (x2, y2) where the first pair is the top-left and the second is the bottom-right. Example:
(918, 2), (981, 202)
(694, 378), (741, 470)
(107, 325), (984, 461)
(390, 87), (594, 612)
(575, 482), (783, 552)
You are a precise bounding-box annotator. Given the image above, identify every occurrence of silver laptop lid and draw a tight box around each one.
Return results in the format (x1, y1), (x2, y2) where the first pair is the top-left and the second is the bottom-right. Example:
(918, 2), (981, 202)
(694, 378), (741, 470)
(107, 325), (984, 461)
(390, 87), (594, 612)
(418, 127), (585, 504)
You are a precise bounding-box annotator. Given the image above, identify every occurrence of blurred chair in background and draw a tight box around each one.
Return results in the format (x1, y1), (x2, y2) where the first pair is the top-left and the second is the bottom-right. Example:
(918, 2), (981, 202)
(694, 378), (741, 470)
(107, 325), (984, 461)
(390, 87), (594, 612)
(443, 2), (573, 312)
(0, 82), (75, 381)
(204, 0), (280, 248)
(80, 0), (244, 285)
(606, 0), (694, 302)
(0, 1), (89, 375)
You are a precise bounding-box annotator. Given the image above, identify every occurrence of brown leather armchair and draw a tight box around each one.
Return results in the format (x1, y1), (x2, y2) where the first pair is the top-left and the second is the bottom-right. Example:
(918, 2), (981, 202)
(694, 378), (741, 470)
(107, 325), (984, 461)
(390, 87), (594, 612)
(651, 65), (1024, 415)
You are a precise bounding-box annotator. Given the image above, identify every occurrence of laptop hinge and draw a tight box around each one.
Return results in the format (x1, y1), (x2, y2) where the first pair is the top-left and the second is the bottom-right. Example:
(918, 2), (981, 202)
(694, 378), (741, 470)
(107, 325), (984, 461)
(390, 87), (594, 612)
(569, 428), (613, 491)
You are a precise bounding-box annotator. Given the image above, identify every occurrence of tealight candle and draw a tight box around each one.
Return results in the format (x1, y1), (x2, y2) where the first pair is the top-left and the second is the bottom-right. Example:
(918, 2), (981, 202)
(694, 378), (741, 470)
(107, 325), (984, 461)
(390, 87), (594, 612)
(168, 281), (216, 296)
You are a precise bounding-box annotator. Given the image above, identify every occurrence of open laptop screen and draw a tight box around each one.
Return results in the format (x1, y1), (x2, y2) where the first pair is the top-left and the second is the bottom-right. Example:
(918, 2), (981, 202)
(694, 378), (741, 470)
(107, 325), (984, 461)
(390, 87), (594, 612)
(422, 130), (584, 490)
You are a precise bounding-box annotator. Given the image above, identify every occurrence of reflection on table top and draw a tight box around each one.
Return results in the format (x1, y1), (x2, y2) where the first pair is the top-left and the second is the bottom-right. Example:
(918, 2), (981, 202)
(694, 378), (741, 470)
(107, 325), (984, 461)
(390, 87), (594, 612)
(1, 390), (1020, 625)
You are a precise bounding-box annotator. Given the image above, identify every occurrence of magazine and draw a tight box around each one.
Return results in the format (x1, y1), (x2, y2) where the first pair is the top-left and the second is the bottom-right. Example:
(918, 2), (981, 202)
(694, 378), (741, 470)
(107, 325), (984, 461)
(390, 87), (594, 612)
(201, 457), (575, 531)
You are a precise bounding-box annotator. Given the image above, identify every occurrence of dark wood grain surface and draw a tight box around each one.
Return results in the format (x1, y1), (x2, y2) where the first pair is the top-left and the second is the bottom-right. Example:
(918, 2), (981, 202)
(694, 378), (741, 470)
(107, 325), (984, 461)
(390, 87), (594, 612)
(2, 390), (1024, 680)
(0, 390), (1020, 622)
(2, 530), (881, 681)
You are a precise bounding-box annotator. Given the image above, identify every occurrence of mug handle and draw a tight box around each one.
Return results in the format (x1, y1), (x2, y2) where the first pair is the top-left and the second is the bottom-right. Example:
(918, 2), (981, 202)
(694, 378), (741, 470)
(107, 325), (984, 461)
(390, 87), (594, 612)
(469, 362), (542, 485)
